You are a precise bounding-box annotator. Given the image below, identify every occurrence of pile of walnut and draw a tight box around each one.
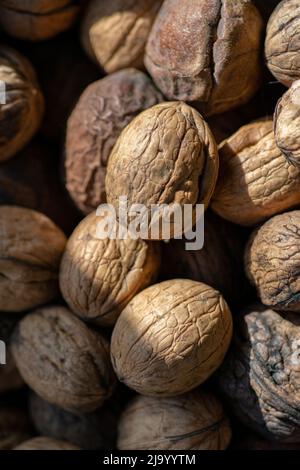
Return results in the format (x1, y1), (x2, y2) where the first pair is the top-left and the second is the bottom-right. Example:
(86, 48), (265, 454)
(1, 0), (300, 451)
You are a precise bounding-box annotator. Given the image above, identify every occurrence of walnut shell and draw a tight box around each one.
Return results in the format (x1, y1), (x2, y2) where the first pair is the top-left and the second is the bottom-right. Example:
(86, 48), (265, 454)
(145, 0), (263, 116)
(0, 46), (44, 162)
(211, 119), (300, 226)
(106, 101), (219, 239)
(0, 206), (67, 312)
(15, 437), (79, 450)
(274, 80), (300, 166)
(118, 390), (231, 450)
(265, 0), (300, 87)
(245, 210), (300, 312)
(65, 68), (162, 214)
(111, 279), (233, 396)
(81, 0), (162, 73)
(217, 304), (300, 442)
(11, 305), (116, 412)
(0, 407), (31, 450)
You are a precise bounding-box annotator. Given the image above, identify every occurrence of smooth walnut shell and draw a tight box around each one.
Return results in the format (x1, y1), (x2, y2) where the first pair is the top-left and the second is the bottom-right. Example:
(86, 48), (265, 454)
(217, 304), (300, 442)
(0, 206), (66, 312)
(111, 279), (233, 396)
(15, 437), (79, 450)
(0, 314), (23, 394)
(11, 305), (116, 412)
(274, 80), (300, 166)
(145, 0), (263, 116)
(211, 119), (300, 226)
(106, 101), (219, 239)
(81, 0), (162, 72)
(118, 390), (231, 450)
(0, 407), (30, 450)
(0, 0), (79, 41)
(65, 68), (162, 214)
(245, 211), (300, 312)
(0, 46), (44, 162)
(265, 0), (300, 87)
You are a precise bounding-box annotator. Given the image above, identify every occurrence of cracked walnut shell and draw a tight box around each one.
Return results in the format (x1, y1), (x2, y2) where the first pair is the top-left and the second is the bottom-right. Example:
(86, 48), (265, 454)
(111, 279), (233, 396)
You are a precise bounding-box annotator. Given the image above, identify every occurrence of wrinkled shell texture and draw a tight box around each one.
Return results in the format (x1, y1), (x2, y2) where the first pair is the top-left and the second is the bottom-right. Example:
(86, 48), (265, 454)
(11, 306), (116, 412)
(145, 0), (263, 116)
(118, 390), (231, 450)
(0, 407), (30, 450)
(211, 119), (300, 226)
(217, 305), (300, 442)
(274, 80), (300, 166)
(106, 101), (219, 238)
(81, 0), (162, 72)
(65, 68), (163, 214)
(60, 211), (160, 326)
(111, 279), (233, 396)
(0, 0), (79, 41)
(15, 437), (79, 450)
(245, 211), (300, 312)
(0, 206), (66, 312)
(265, 0), (300, 87)
(0, 46), (44, 161)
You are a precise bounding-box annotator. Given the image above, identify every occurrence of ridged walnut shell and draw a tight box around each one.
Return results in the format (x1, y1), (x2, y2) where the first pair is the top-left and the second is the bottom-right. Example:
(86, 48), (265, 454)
(111, 279), (233, 396)
(211, 119), (300, 226)
(145, 0), (263, 116)
(265, 0), (300, 87)
(11, 305), (116, 412)
(0, 407), (30, 450)
(60, 211), (160, 326)
(118, 390), (231, 450)
(217, 304), (300, 442)
(15, 437), (79, 450)
(65, 68), (162, 214)
(106, 101), (219, 239)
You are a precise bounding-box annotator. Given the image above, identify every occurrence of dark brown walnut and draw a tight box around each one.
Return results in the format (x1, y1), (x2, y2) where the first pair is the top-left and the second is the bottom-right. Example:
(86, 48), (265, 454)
(265, 0), (300, 87)
(0, 314), (23, 394)
(211, 119), (300, 226)
(111, 279), (233, 396)
(60, 211), (160, 326)
(245, 211), (300, 312)
(0, 407), (31, 450)
(0, 46), (44, 162)
(274, 80), (300, 166)
(0, 0), (80, 41)
(106, 101), (219, 239)
(0, 206), (66, 312)
(81, 0), (162, 73)
(66, 68), (163, 214)
(15, 437), (79, 450)
(217, 304), (300, 442)
(145, 0), (263, 116)
(12, 305), (116, 412)
(118, 390), (231, 450)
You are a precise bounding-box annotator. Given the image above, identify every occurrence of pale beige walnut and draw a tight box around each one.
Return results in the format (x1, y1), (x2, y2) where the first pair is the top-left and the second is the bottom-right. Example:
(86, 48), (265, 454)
(245, 211), (300, 312)
(81, 0), (162, 72)
(118, 390), (231, 450)
(265, 0), (300, 87)
(15, 437), (79, 450)
(0, 206), (66, 312)
(0, 46), (44, 162)
(274, 80), (300, 166)
(60, 211), (160, 326)
(106, 102), (219, 239)
(111, 279), (233, 396)
(211, 119), (300, 226)
(0, 407), (30, 450)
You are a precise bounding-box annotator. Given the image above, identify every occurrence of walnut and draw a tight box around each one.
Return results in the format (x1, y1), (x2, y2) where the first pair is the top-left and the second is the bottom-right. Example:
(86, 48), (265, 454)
(217, 304), (300, 442)
(0, 314), (23, 394)
(15, 437), (79, 450)
(0, 206), (67, 312)
(0, 46), (44, 162)
(265, 0), (300, 87)
(11, 305), (116, 412)
(65, 68), (162, 214)
(59, 211), (160, 326)
(245, 210), (300, 312)
(106, 101), (219, 239)
(144, 0), (263, 116)
(111, 279), (233, 396)
(118, 390), (231, 450)
(0, 0), (80, 41)
(81, 0), (162, 73)
(0, 407), (31, 450)
(274, 80), (300, 166)
(211, 119), (300, 226)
